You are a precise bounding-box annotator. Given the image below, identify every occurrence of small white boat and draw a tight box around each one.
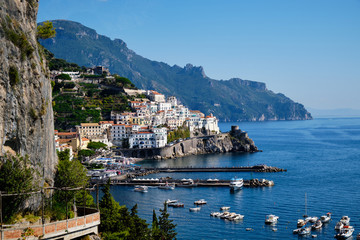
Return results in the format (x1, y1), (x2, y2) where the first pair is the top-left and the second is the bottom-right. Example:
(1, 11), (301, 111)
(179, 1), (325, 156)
(194, 199), (207, 205)
(189, 207), (201, 212)
(210, 212), (221, 217)
(312, 220), (323, 230)
(158, 182), (175, 190)
(265, 214), (279, 224)
(169, 202), (184, 208)
(340, 216), (350, 226)
(334, 225), (354, 239)
(229, 178), (244, 191)
(166, 199), (178, 204)
(335, 221), (345, 231)
(230, 214), (244, 221)
(320, 212), (331, 223)
(134, 185), (148, 192)
(220, 212), (230, 219)
(298, 226), (311, 236)
(297, 219), (308, 227)
(220, 206), (230, 211)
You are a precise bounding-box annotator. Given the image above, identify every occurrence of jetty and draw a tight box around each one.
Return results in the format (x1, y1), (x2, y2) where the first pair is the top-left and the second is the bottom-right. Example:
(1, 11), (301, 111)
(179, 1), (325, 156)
(110, 178), (275, 188)
(143, 164), (286, 173)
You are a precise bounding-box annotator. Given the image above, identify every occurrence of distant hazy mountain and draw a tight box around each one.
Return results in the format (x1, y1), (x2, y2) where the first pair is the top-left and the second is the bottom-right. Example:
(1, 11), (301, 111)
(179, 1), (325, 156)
(39, 20), (312, 121)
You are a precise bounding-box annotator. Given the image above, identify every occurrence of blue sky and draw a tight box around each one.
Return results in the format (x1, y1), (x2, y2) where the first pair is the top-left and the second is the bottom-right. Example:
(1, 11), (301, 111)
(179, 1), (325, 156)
(38, 0), (360, 110)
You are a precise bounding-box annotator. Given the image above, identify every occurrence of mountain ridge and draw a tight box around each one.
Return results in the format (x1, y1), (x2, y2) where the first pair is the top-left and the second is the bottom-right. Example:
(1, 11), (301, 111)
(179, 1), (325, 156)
(39, 20), (312, 122)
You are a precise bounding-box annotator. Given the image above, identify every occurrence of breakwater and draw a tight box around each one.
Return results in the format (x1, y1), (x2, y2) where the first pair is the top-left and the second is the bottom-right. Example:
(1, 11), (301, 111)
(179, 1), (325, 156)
(143, 164), (286, 173)
(110, 178), (275, 188)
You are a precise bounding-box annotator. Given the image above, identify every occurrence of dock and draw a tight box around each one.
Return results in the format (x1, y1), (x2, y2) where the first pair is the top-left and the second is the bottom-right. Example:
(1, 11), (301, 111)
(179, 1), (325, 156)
(143, 164), (286, 173)
(110, 178), (274, 188)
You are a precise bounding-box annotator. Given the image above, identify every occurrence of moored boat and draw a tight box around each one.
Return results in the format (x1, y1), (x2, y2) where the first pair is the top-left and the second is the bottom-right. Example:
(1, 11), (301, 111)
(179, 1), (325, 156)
(298, 226), (311, 236)
(171, 202), (184, 208)
(194, 199), (207, 205)
(335, 221), (345, 231)
(189, 207), (201, 212)
(312, 220), (323, 230)
(210, 212), (221, 217)
(177, 179), (198, 187)
(229, 178), (244, 191)
(134, 185), (148, 192)
(220, 206), (230, 211)
(165, 199), (178, 204)
(340, 216), (350, 226)
(334, 225), (354, 239)
(297, 219), (308, 228)
(265, 214), (279, 224)
(320, 212), (331, 223)
(158, 182), (175, 190)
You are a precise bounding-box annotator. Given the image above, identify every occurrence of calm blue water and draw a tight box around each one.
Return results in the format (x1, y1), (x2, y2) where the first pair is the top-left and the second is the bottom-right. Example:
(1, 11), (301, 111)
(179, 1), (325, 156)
(105, 118), (360, 239)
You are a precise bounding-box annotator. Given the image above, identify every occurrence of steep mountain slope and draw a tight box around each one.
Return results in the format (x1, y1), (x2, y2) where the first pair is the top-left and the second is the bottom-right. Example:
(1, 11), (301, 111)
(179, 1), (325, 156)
(0, 1), (56, 182)
(39, 20), (312, 121)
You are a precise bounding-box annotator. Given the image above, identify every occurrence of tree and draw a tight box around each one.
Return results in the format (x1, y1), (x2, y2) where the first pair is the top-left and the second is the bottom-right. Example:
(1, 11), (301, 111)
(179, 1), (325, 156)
(37, 21), (56, 39)
(77, 149), (96, 160)
(87, 141), (108, 150)
(157, 202), (177, 240)
(53, 150), (90, 219)
(55, 73), (71, 80)
(151, 210), (161, 239)
(0, 155), (37, 222)
(99, 180), (151, 240)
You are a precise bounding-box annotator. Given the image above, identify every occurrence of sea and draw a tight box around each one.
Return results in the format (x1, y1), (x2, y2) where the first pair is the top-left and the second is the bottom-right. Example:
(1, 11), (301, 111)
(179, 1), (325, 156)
(104, 118), (360, 239)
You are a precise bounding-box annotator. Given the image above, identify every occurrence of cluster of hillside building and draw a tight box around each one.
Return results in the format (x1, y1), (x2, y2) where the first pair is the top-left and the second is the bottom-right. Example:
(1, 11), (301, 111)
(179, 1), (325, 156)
(53, 68), (220, 157)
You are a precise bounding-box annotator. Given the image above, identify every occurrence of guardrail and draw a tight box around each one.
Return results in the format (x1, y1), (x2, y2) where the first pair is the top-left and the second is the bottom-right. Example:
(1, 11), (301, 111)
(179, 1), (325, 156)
(0, 208), (100, 240)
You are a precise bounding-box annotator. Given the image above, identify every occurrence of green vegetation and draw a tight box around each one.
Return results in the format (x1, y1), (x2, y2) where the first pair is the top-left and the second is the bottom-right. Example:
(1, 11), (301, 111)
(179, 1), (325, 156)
(167, 126), (190, 143)
(55, 73), (71, 80)
(9, 65), (20, 86)
(87, 141), (108, 150)
(0, 155), (38, 223)
(99, 181), (177, 240)
(102, 75), (135, 89)
(78, 149), (96, 160)
(2, 16), (34, 60)
(44, 48), (83, 71)
(51, 150), (93, 220)
(37, 21), (56, 39)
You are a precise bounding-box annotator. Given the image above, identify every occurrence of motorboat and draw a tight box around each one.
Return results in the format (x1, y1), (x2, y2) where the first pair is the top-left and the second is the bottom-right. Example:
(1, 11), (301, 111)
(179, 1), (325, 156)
(220, 206), (230, 211)
(312, 220), (323, 230)
(134, 185), (148, 192)
(335, 221), (344, 231)
(220, 212), (231, 219)
(229, 178), (244, 191)
(189, 207), (201, 212)
(297, 219), (308, 228)
(165, 199), (178, 204)
(158, 182), (175, 190)
(210, 212), (222, 217)
(194, 199), (207, 205)
(298, 226), (311, 236)
(230, 214), (244, 221)
(320, 212), (331, 223)
(340, 216), (350, 226)
(265, 214), (279, 224)
(177, 179), (198, 187)
(334, 225), (354, 239)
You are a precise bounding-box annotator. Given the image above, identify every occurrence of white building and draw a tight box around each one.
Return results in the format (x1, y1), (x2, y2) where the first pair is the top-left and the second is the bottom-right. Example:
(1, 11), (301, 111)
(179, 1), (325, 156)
(158, 102), (172, 111)
(129, 131), (156, 149)
(147, 90), (165, 103)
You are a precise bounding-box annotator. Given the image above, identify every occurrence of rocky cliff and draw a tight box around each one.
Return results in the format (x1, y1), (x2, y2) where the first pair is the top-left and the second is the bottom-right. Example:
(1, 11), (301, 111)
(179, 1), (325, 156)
(0, 0), (56, 183)
(118, 129), (258, 160)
